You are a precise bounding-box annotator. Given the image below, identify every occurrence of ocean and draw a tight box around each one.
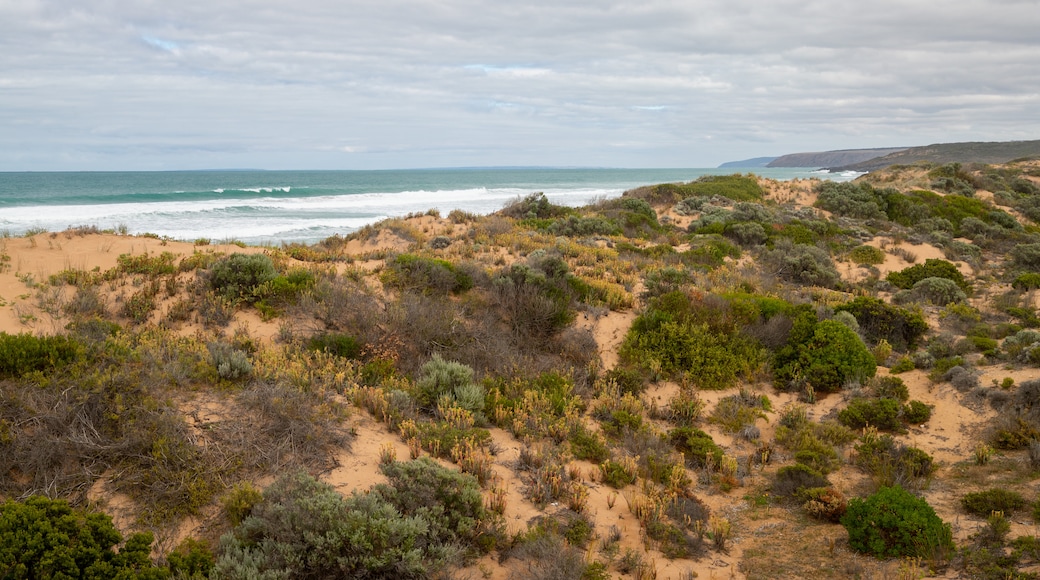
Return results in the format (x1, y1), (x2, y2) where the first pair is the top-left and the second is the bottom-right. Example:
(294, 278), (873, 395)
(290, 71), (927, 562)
(0, 168), (854, 245)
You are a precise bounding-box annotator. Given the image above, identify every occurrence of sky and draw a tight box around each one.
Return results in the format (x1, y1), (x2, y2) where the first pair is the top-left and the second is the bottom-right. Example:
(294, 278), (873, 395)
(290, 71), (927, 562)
(2, 0), (1039, 171)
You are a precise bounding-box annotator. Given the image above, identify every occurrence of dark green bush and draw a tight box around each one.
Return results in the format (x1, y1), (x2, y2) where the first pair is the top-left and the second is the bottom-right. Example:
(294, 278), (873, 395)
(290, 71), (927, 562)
(773, 319), (876, 393)
(217, 461), (493, 579)
(1013, 272), (1040, 291)
(567, 424), (610, 464)
(842, 486), (953, 559)
(773, 464), (829, 499)
(870, 376), (910, 401)
(961, 488), (1027, 517)
(886, 258), (971, 292)
(838, 398), (904, 432)
(0, 332), (82, 378)
(0, 496), (166, 578)
(903, 400), (932, 425)
(600, 459), (638, 488)
(307, 332), (363, 359)
(669, 427), (724, 469)
(490, 261), (576, 340)
(853, 433), (934, 487)
(208, 253), (278, 303)
(375, 457), (490, 548)
(546, 215), (621, 237)
(834, 296), (928, 351)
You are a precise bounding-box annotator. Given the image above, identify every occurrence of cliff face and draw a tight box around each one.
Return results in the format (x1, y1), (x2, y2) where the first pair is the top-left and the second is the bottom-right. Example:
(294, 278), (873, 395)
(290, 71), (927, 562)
(765, 148), (908, 168)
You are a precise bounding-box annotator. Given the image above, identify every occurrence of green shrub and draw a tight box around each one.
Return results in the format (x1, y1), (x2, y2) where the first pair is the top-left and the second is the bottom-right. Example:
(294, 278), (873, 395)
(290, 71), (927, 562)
(761, 239), (841, 288)
(961, 488), (1027, 517)
(849, 245), (885, 265)
(216, 472), (430, 579)
(382, 253), (473, 295)
(838, 398), (904, 432)
(710, 390), (771, 433)
(815, 181), (889, 220)
(208, 341), (252, 380)
(415, 354), (483, 413)
(870, 376), (910, 401)
(208, 253), (278, 303)
(890, 355), (915, 373)
(307, 332), (363, 359)
(679, 174), (764, 201)
(0, 332), (82, 378)
(0, 496), (166, 578)
(222, 481), (264, 527)
(774, 320), (876, 393)
(834, 296), (929, 351)
(842, 486), (954, 558)
(669, 427), (722, 470)
(773, 464), (829, 498)
(898, 277), (968, 306)
(500, 192), (571, 220)
(116, 251), (178, 277)
(490, 261), (576, 340)
(1013, 272), (1040, 291)
(600, 459), (638, 488)
(569, 423), (610, 463)
(853, 432), (934, 487)
(620, 291), (761, 388)
(903, 400), (932, 425)
(547, 215), (621, 237)
(1012, 243), (1040, 272)
(375, 457), (490, 548)
(886, 258), (971, 292)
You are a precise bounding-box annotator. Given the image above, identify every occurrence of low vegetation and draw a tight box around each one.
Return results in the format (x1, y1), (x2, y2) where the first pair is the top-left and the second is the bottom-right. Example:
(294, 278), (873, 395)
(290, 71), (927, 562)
(5, 161), (1040, 578)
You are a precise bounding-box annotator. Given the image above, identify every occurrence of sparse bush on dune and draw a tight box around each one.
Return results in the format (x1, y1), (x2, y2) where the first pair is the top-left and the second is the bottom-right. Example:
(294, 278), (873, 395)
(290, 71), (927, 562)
(760, 239), (841, 288)
(208, 252), (278, 303)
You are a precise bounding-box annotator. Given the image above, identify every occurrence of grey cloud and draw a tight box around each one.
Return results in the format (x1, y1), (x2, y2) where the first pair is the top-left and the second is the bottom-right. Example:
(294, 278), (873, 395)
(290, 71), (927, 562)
(1, 0), (1038, 169)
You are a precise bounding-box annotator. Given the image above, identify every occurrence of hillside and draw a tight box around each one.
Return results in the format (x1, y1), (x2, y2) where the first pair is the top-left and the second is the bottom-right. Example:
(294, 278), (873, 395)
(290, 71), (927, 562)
(765, 148), (908, 168)
(4, 163), (1040, 579)
(831, 139), (1040, 171)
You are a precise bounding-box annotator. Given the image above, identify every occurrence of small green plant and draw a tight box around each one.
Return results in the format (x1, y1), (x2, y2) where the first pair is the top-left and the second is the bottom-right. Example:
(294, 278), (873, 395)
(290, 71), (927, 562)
(600, 458), (638, 488)
(222, 481), (263, 526)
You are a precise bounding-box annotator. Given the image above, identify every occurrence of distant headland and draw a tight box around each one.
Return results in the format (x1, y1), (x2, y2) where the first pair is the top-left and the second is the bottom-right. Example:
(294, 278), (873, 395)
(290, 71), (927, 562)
(721, 139), (1040, 171)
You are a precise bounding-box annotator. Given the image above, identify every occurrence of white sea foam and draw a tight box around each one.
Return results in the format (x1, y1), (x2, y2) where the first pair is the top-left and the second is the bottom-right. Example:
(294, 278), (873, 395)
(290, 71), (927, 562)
(0, 186), (623, 244)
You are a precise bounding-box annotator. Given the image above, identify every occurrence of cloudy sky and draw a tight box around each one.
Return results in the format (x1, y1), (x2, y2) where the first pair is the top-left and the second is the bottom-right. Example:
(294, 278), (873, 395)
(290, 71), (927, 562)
(2, 0), (1039, 171)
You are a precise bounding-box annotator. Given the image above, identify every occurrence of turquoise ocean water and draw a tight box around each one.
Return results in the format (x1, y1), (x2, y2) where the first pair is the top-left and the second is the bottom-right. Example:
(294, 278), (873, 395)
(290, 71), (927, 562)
(0, 168), (854, 245)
